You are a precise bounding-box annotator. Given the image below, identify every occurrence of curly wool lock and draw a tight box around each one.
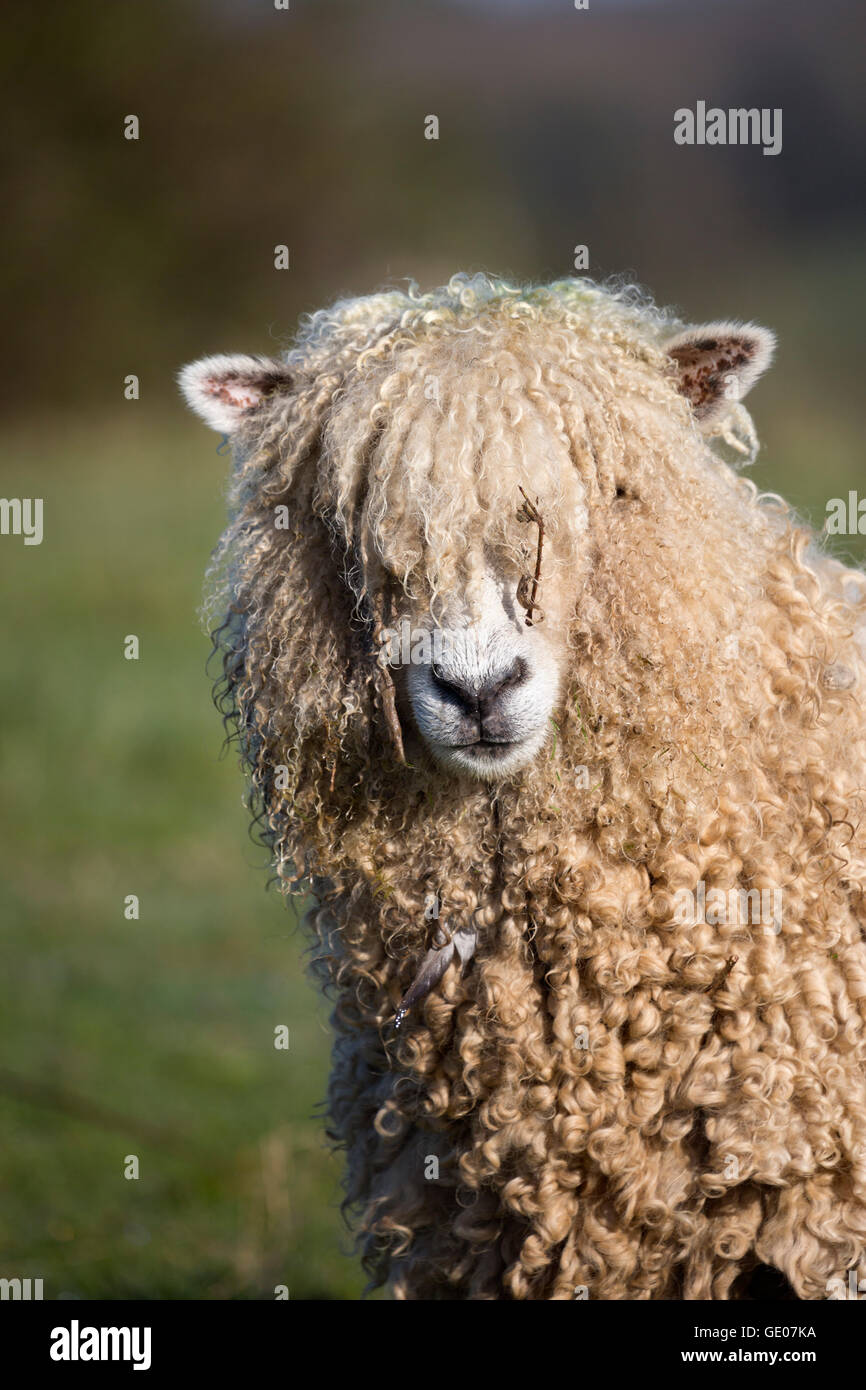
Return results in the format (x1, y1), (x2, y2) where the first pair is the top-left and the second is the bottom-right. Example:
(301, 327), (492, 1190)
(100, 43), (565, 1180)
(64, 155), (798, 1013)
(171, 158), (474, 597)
(181, 274), (866, 1300)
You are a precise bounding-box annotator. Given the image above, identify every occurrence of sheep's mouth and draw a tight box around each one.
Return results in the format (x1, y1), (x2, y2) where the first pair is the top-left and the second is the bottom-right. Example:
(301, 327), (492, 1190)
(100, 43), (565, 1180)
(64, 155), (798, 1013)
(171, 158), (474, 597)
(427, 728), (549, 781)
(453, 739), (517, 757)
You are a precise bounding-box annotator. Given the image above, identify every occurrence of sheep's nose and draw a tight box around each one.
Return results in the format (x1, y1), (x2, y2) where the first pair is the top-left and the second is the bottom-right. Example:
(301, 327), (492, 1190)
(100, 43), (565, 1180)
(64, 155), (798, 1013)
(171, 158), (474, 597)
(431, 657), (528, 722)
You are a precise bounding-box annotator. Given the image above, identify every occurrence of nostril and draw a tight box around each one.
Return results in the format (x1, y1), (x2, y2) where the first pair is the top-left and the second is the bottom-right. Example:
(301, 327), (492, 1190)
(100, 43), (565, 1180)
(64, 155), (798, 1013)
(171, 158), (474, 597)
(498, 657), (528, 692)
(483, 657), (528, 704)
(430, 664), (478, 714)
(476, 658), (530, 737)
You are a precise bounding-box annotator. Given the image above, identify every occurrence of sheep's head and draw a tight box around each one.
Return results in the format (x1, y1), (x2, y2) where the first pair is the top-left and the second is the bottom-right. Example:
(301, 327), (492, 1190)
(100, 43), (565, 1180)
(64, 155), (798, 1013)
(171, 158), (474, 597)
(180, 278), (776, 796)
(393, 490), (571, 780)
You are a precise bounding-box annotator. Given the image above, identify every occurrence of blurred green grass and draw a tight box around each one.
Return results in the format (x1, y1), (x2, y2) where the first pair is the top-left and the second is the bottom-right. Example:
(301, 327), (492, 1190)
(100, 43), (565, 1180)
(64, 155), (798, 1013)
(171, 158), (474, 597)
(0, 414), (366, 1299)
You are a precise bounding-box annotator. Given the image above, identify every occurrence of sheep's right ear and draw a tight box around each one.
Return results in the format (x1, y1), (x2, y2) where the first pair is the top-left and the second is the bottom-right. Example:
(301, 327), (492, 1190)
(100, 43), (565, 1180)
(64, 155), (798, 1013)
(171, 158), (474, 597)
(178, 353), (294, 434)
(664, 323), (775, 426)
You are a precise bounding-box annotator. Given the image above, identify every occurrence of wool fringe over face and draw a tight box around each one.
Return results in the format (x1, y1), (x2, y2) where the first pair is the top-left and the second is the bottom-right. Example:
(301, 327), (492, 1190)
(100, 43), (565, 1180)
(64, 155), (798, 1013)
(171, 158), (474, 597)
(189, 274), (866, 1300)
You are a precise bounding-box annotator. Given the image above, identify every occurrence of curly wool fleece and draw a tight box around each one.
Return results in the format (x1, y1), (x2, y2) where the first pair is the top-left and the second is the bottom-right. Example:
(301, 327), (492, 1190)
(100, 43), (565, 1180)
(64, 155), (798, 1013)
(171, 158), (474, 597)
(183, 274), (866, 1299)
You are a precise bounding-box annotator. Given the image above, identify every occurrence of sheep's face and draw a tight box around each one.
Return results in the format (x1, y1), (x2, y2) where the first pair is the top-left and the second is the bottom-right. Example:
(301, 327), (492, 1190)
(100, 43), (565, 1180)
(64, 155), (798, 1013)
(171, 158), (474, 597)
(362, 414), (589, 782)
(400, 561), (571, 781)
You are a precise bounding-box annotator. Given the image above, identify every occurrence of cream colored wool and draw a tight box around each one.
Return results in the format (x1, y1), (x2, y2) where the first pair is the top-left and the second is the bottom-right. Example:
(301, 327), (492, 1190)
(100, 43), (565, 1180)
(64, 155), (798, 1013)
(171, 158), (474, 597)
(192, 275), (866, 1299)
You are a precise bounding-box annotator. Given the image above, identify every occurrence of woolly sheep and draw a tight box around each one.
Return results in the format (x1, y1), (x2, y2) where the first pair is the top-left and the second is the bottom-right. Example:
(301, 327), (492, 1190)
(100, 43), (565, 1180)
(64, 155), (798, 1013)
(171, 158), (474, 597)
(180, 274), (866, 1300)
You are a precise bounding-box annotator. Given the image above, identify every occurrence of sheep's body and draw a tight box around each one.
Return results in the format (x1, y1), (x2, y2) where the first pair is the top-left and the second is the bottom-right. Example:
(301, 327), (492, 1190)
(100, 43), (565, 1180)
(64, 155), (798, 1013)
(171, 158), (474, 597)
(185, 275), (866, 1299)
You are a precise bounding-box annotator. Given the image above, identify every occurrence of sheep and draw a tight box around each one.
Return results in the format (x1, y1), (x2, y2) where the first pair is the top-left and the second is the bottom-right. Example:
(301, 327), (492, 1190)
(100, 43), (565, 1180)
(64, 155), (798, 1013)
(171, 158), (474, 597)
(179, 273), (866, 1300)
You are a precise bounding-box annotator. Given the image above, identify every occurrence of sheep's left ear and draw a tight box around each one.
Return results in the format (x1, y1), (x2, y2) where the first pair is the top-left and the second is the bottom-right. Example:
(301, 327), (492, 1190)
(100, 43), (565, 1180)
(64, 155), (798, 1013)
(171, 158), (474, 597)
(178, 353), (294, 434)
(665, 322), (775, 426)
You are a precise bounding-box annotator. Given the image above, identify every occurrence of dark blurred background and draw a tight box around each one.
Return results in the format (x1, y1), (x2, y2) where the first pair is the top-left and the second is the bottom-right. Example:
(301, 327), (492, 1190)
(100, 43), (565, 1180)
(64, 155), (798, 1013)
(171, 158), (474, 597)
(1, 0), (864, 1299)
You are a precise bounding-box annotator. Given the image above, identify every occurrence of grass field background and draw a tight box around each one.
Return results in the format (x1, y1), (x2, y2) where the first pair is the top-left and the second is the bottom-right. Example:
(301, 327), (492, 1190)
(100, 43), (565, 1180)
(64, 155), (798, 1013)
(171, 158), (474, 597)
(0, 415), (366, 1299)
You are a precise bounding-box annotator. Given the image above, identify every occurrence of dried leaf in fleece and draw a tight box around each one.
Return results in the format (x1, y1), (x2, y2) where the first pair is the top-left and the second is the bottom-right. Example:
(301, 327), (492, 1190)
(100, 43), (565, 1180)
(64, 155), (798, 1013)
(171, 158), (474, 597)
(394, 925), (477, 1029)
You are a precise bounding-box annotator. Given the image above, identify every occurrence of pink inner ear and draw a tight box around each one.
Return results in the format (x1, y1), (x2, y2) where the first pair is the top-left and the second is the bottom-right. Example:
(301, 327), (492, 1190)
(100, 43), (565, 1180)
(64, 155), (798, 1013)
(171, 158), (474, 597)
(206, 376), (260, 411)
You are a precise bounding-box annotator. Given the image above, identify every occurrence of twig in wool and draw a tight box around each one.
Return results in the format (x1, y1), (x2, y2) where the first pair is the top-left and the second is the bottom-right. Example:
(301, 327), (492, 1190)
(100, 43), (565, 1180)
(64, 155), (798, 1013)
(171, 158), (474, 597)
(516, 486), (545, 626)
(377, 662), (406, 764)
(366, 588), (406, 765)
(394, 924), (477, 1029)
(702, 955), (738, 994)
